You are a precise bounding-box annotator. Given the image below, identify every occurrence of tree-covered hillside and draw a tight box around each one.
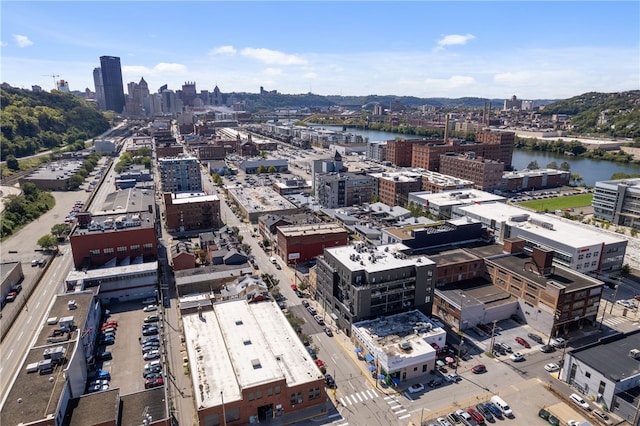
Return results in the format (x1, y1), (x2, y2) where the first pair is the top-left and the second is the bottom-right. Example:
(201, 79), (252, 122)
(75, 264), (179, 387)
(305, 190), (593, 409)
(0, 87), (110, 160)
(541, 90), (640, 138)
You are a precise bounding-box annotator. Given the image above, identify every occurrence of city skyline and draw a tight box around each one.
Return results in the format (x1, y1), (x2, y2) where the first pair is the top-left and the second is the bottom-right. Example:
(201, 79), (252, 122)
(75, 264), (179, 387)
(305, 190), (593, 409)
(1, 1), (638, 99)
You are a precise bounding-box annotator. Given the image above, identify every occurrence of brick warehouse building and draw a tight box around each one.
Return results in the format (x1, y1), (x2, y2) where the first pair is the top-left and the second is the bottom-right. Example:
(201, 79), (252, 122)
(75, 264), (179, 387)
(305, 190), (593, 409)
(369, 171), (422, 207)
(439, 153), (505, 192)
(70, 211), (158, 269)
(276, 223), (349, 264)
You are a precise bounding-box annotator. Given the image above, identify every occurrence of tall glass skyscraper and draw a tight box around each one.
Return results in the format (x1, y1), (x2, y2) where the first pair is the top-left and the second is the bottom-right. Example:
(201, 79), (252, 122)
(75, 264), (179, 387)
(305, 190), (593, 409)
(99, 56), (125, 113)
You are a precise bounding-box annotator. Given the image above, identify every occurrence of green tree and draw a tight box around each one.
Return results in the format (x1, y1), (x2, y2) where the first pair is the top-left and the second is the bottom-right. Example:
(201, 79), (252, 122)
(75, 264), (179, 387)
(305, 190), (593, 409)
(67, 174), (84, 190)
(257, 165), (266, 174)
(37, 233), (58, 251)
(51, 223), (72, 239)
(267, 166), (277, 173)
(546, 161), (558, 169)
(527, 160), (540, 170)
(570, 173), (584, 186)
(6, 155), (19, 171)
(560, 161), (571, 171)
(241, 243), (252, 256)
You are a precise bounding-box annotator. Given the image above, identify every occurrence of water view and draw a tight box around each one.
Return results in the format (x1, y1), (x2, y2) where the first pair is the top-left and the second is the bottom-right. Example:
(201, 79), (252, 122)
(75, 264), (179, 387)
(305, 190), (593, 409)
(310, 125), (640, 186)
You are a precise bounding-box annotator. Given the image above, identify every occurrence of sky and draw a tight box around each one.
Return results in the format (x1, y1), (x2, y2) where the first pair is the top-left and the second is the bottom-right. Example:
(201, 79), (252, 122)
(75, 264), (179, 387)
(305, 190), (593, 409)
(1, 1), (639, 100)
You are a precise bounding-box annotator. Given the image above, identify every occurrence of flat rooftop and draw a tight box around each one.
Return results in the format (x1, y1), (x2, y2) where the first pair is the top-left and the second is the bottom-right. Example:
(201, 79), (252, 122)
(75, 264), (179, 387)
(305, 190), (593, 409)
(228, 186), (297, 215)
(1, 292), (94, 425)
(183, 299), (322, 409)
(170, 191), (219, 204)
(570, 330), (640, 383)
(457, 202), (627, 247)
(96, 187), (156, 215)
(369, 171), (422, 183)
(487, 253), (603, 292)
(411, 189), (506, 207)
(26, 160), (84, 180)
(436, 278), (515, 309)
(326, 242), (435, 273)
(278, 222), (346, 237)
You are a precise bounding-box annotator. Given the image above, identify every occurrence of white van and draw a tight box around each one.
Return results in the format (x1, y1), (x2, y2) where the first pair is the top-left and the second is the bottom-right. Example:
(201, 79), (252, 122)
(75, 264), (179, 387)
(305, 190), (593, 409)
(490, 395), (513, 417)
(270, 257), (277, 264)
(570, 393), (590, 410)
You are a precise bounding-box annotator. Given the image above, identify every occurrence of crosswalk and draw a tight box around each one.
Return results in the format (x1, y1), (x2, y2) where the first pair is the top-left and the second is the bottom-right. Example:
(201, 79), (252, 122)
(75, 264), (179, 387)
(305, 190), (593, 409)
(339, 388), (379, 406)
(384, 395), (412, 421)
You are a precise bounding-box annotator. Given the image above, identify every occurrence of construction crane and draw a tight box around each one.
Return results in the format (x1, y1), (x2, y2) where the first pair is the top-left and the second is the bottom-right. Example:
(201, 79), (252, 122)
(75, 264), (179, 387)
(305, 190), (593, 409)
(41, 74), (60, 89)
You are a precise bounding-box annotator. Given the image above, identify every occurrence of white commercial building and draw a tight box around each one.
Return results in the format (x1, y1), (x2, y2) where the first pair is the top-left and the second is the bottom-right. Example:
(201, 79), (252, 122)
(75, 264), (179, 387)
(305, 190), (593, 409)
(453, 202), (628, 274)
(352, 310), (447, 383)
(408, 189), (506, 219)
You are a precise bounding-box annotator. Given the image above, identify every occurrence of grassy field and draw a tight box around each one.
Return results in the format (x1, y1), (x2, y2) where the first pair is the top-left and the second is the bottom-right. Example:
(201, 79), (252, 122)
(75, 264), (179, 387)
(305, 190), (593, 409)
(518, 193), (593, 212)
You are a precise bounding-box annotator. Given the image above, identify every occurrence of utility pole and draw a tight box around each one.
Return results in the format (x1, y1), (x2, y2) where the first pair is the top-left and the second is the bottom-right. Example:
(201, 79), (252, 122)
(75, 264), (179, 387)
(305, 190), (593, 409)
(489, 320), (498, 354)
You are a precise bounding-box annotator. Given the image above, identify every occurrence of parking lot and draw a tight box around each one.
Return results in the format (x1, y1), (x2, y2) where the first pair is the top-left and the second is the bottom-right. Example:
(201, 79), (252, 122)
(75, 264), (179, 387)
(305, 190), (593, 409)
(91, 299), (165, 395)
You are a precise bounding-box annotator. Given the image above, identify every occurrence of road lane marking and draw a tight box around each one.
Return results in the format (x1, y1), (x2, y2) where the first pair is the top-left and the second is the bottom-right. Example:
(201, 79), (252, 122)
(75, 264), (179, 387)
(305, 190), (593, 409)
(394, 409), (407, 414)
(391, 405), (404, 411)
(368, 389), (378, 398)
(356, 393), (363, 402)
(7, 349), (14, 358)
(398, 414), (411, 420)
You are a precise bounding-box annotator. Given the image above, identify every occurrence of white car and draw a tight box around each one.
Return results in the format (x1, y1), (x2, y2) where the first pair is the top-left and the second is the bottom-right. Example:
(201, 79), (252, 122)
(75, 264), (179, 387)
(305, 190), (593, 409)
(143, 350), (160, 361)
(445, 373), (461, 383)
(436, 417), (453, 426)
(510, 352), (525, 362)
(545, 363), (560, 372)
(407, 383), (425, 394)
(143, 304), (158, 312)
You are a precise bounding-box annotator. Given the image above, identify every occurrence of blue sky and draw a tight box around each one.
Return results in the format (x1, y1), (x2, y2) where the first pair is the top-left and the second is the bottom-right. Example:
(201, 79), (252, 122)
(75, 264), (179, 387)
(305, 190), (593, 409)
(1, 1), (638, 99)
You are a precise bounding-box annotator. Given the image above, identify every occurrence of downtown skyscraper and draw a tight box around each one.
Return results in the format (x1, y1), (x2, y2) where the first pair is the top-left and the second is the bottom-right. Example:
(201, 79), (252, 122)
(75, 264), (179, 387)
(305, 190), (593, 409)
(98, 56), (125, 113)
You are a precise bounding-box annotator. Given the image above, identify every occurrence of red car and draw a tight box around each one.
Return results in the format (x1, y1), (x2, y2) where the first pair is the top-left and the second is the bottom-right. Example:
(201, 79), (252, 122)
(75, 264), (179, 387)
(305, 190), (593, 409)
(467, 407), (485, 424)
(290, 284), (298, 292)
(515, 337), (530, 348)
(471, 364), (486, 374)
(145, 377), (164, 389)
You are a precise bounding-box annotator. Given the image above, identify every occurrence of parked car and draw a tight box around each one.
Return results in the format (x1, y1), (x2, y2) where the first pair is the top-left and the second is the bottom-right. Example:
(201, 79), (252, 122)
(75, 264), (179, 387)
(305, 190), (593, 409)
(510, 352), (525, 362)
(143, 365), (162, 378)
(428, 379), (443, 388)
(485, 402), (503, 419)
(593, 409), (611, 424)
(476, 403), (494, 422)
(142, 326), (159, 336)
(436, 417), (452, 426)
(142, 343), (160, 353)
(325, 374), (336, 388)
(446, 373), (461, 383)
(447, 412), (461, 424)
(143, 350), (161, 361)
(4, 291), (17, 303)
(408, 383), (425, 394)
(88, 383), (109, 393)
(98, 335), (115, 345)
(144, 315), (159, 323)
(540, 345), (555, 353)
(323, 327), (333, 337)
(314, 315), (324, 325)
(471, 364), (487, 374)
(515, 336), (530, 348)
(96, 351), (112, 361)
(544, 363), (560, 372)
(527, 333), (543, 344)
(466, 407), (484, 424)
(550, 337), (566, 348)
(90, 370), (111, 381)
(141, 336), (159, 345)
(307, 306), (317, 315)
(570, 393), (590, 410)
(301, 300), (309, 307)
(143, 304), (158, 312)
(499, 342), (512, 353)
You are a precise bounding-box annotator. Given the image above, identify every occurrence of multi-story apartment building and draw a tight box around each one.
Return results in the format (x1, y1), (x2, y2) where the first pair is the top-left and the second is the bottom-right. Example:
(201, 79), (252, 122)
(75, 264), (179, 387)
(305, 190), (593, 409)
(592, 178), (640, 229)
(454, 202), (628, 274)
(386, 139), (425, 167)
(369, 170), (422, 207)
(158, 155), (202, 192)
(366, 141), (387, 163)
(314, 242), (436, 334)
(411, 136), (513, 172)
(439, 153), (505, 191)
(418, 170), (474, 193)
(474, 129), (515, 167)
(275, 223), (349, 264)
(315, 172), (376, 208)
(163, 192), (222, 232)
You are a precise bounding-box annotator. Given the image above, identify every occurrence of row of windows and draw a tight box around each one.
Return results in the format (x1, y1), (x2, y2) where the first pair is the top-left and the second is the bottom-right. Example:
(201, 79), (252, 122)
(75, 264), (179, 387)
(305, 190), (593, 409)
(248, 385), (281, 401)
(89, 243), (152, 256)
(576, 261), (598, 270)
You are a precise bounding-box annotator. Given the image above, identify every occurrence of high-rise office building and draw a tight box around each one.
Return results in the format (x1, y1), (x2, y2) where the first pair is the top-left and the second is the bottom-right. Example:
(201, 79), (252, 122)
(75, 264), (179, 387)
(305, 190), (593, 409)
(92, 67), (105, 110)
(99, 56), (125, 113)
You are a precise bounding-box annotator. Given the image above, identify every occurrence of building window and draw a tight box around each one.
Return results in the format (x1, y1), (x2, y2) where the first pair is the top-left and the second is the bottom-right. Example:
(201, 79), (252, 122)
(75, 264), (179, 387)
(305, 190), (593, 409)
(585, 372), (591, 378)
(130, 244), (140, 251)
(90, 249), (100, 257)
(308, 387), (321, 400)
(143, 243), (153, 251)
(275, 386), (281, 394)
(117, 246), (127, 253)
(103, 247), (114, 254)
(267, 388), (273, 396)
(290, 392), (303, 405)
(249, 393), (254, 401)
(256, 390), (262, 399)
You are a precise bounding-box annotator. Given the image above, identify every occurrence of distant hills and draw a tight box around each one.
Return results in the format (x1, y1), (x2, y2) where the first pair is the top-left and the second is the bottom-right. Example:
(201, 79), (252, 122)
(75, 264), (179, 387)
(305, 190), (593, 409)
(0, 87), (110, 161)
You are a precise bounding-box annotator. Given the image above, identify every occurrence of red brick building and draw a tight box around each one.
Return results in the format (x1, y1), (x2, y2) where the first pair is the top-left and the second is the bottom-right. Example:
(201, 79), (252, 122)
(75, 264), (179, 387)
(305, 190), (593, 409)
(164, 192), (222, 232)
(439, 153), (505, 191)
(475, 129), (515, 167)
(501, 169), (571, 192)
(69, 212), (158, 269)
(386, 139), (431, 167)
(371, 171), (423, 207)
(276, 223), (348, 264)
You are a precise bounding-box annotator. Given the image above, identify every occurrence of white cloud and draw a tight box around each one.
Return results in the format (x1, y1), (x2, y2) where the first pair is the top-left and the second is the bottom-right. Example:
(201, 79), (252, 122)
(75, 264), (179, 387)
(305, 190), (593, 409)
(0, 40), (7, 47)
(303, 72), (318, 79)
(434, 33), (475, 52)
(241, 47), (307, 65)
(209, 45), (237, 56)
(122, 62), (188, 77)
(424, 75), (476, 89)
(263, 68), (283, 76)
(13, 34), (33, 48)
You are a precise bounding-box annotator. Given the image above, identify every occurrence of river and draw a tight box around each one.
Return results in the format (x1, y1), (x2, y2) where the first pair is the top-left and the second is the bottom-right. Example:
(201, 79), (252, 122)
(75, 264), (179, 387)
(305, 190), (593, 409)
(308, 125), (640, 186)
